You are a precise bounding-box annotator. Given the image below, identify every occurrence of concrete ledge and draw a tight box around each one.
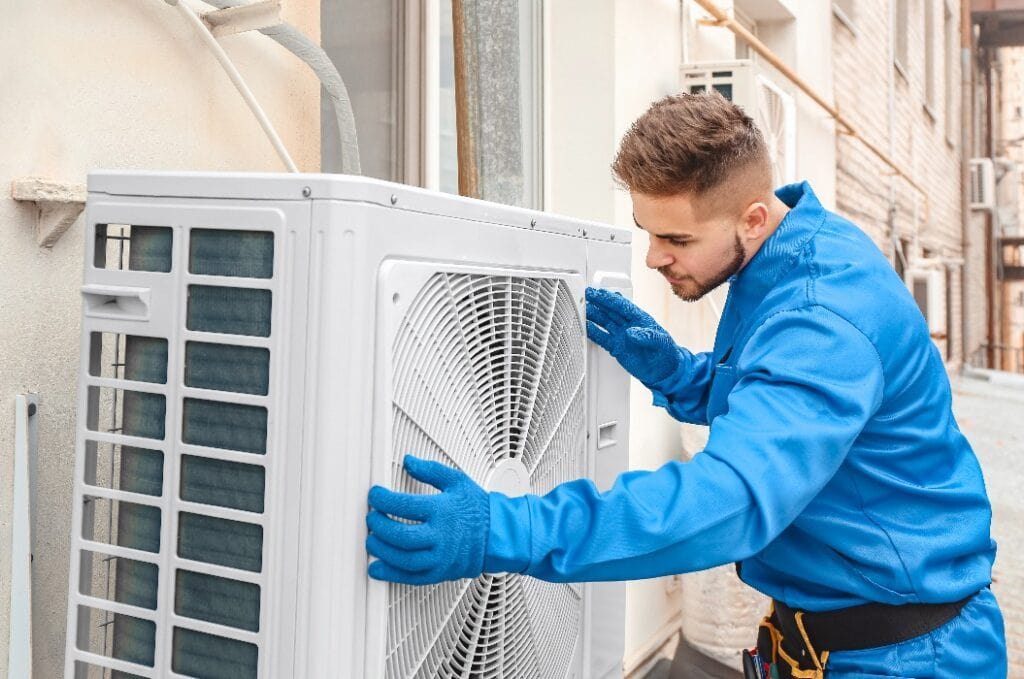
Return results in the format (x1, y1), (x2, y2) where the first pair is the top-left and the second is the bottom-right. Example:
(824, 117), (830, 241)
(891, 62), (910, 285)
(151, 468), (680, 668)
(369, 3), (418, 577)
(11, 177), (86, 248)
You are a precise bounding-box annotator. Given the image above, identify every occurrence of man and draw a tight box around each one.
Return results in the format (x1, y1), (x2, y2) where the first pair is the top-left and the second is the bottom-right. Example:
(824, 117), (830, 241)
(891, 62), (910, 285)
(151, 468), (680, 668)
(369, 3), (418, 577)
(365, 93), (1007, 678)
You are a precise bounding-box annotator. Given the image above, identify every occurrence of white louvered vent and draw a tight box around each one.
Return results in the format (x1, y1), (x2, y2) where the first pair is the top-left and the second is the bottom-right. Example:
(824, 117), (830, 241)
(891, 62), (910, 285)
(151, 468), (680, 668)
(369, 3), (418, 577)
(386, 273), (585, 679)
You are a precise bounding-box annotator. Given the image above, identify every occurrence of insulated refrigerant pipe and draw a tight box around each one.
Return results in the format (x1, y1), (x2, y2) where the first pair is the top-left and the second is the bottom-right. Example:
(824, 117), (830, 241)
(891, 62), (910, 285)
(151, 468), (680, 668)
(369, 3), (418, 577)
(200, 0), (362, 175)
(691, 0), (930, 221)
(164, 0), (299, 172)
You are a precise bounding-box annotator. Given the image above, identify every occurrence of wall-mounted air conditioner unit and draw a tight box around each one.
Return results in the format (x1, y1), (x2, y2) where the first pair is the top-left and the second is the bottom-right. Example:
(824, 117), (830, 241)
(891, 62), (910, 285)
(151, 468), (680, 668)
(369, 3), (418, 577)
(680, 59), (797, 186)
(64, 171), (632, 679)
(906, 267), (947, 340)
(969, 157), (996, 210)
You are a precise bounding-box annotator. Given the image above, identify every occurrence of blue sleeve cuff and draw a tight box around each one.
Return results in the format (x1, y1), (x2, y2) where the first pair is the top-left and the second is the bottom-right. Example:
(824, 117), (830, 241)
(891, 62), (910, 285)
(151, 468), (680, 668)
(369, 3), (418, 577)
(646, 356), (692, 407)
(483, 492), (533, 574)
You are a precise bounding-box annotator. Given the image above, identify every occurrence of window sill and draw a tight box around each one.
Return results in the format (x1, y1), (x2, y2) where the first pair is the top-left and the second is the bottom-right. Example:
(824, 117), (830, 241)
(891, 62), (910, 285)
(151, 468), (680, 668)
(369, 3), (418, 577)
(832, 4), (857, 36)
(923, 102), (938, 123)
(894, 59), (909, 84)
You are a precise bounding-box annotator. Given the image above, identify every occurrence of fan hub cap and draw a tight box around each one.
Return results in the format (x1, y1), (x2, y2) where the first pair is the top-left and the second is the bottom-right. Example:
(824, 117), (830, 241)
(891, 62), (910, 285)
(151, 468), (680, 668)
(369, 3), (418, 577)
(485, 459), (530, 497)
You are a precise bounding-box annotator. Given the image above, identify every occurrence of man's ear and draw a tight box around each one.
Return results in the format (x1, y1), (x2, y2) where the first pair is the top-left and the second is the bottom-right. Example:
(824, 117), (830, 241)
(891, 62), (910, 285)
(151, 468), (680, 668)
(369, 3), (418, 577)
(740, 201), (770, 241)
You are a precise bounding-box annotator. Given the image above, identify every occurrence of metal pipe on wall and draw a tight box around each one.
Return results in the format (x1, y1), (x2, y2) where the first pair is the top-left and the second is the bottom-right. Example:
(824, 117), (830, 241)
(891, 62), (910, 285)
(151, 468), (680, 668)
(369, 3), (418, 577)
(961, 0), (974, 367)
(452, 0), (481, 198)
(691, 0), (930, 222)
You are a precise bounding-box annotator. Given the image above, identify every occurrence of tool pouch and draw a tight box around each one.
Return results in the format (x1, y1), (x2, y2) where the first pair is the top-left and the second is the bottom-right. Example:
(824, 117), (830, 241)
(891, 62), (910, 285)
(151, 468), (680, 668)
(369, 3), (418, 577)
(755, 604), (830, 679)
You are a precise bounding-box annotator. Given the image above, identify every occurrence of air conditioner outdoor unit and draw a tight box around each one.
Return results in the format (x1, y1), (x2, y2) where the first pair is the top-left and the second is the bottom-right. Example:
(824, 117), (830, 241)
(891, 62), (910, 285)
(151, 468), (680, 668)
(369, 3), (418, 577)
(680, 59), (797, 186)
(969, 157), (996, 210)
(906, 267), (947, 340)
(64, 171), (631, 679)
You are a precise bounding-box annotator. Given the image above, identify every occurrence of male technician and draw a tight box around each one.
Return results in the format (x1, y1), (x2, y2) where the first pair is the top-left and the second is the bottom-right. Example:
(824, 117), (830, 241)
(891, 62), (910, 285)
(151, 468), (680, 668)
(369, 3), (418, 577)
(365, 93), (1007, 677)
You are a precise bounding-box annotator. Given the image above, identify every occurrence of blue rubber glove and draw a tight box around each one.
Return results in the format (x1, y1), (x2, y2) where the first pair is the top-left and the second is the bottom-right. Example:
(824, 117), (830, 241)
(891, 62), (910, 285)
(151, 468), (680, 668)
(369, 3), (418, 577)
(366, 455), (490, 585)
(585, 286), (681, 387)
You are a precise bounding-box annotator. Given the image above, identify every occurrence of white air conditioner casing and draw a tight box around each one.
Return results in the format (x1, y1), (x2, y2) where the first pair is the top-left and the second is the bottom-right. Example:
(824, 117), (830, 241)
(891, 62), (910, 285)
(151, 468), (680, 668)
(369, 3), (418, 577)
(969, 157), (996, 210)
(64, 171), (631, 679)
(680, 59), (797, 186)
(906, 266), (947, 339)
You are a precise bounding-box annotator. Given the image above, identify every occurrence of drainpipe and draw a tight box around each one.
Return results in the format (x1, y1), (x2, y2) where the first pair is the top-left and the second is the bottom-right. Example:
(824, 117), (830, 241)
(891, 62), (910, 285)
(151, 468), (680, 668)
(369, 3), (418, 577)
(985, 51), (996, 367)
(961, 0), (974, 367)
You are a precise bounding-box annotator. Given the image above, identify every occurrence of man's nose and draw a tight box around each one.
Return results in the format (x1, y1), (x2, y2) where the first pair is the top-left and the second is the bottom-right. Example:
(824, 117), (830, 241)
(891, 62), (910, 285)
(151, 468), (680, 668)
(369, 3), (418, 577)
(646, 241), (673, 270)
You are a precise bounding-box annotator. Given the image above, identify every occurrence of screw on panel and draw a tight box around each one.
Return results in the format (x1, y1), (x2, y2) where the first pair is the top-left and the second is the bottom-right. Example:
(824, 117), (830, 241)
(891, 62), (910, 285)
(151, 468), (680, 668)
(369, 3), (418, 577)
(390, 194), (398, 205)
(582, 229), (588, 237)
(27, 404), (36, 417)
(530, 219), (537, 228)
(302, 186), (312, 197)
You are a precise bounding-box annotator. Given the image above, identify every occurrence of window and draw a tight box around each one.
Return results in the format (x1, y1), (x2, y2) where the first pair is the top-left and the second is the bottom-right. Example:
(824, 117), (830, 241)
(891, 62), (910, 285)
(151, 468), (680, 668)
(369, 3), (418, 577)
(321, 0), (543, 209)
(944, 1), (957, 141)
(925, 0), (936, 111)
(895, 0), (910, 75)
(833, 0), (856, 31)
(321, 0), (406, 181)
(436, 0), (543, 207)
(733, 8), (758, 60)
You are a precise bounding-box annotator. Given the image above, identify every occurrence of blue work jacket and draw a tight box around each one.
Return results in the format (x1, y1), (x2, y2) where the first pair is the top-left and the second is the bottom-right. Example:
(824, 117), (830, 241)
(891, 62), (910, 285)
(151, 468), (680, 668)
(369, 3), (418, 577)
(486, 181), (996, 611)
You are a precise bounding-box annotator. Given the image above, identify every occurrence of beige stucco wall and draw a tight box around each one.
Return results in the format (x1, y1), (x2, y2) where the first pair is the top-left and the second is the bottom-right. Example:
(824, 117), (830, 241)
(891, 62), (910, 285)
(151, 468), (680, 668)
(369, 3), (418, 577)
(0, 2), (319, 676)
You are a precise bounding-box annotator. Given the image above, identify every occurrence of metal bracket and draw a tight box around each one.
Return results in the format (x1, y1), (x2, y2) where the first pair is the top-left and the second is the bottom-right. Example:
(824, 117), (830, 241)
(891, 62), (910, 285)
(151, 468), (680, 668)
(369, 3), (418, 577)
(11, 177), (86, 249)
(9, 394), (38, 679)
(202, 1), (283, 37)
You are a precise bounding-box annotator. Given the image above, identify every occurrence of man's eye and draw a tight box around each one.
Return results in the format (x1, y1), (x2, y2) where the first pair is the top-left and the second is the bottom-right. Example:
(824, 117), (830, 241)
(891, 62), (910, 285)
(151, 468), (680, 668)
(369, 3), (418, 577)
(669, 239), (690, 247)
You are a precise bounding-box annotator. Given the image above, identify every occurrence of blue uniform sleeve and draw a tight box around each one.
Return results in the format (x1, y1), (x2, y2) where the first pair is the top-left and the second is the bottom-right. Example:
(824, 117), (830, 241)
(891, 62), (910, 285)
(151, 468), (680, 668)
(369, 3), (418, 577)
(645, 348), (716, 425)
(483, 306), (885, 582)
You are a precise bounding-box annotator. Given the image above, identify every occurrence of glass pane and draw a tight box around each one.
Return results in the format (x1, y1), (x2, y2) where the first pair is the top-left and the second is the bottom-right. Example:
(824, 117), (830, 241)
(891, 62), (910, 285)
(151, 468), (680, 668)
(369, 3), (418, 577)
(185, 342), (270, 396)
(94, 224), (172, 273)
(182, 399), (267, 455)
(187, 285), (272, 337)
(172, 627), (258, 679)
(89, 334), (168, 384)
(439, 0), (542, 207)
(321, 0), (402, 180)
(178, 512), (263, 573)
(76, 605), (155, 668)
(78, 550), (158, 610)
(175, 570), (261, 632)
(82, 496), (161, 554)
(84, 441), (163, 497)
(189, 229), (274, 279)
(181, 455), (265, 513)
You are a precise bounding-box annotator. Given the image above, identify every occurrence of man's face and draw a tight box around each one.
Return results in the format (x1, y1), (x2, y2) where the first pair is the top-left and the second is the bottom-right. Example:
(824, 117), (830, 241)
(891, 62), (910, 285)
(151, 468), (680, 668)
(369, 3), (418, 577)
(631, 191), (750, 302)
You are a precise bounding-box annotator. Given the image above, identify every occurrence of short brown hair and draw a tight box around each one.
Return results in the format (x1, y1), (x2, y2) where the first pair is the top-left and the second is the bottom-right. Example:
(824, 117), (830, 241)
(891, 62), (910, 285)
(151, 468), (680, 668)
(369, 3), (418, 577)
(612, 92), (771, 212)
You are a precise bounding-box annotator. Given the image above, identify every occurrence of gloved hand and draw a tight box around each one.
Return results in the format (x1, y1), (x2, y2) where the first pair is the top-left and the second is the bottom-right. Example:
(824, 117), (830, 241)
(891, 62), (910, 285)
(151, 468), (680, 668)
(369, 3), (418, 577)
(585, 286), (681, 387)
(366, 455), (490, 585)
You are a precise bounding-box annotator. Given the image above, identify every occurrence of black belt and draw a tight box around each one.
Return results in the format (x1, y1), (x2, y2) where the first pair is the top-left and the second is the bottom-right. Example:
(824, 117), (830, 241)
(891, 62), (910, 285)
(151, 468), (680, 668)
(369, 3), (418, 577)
(772, 594), (973, 654)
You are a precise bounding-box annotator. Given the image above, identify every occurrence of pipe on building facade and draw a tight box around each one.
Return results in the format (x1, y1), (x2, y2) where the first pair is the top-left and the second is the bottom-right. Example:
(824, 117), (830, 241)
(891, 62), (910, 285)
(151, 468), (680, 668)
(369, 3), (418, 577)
(690, 0), (930, 222)
(961, 0), (974, 367)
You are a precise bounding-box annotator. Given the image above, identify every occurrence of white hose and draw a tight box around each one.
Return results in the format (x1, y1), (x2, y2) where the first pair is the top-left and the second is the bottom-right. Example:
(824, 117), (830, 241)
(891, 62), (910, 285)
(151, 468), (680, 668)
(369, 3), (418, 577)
(166, 0), (299, 172)
(191, 0), (362, 175)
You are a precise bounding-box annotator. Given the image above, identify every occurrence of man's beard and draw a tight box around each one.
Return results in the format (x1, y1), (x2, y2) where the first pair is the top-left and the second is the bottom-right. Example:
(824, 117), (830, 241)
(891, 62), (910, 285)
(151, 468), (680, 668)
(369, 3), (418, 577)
(665, 236), (746, 302)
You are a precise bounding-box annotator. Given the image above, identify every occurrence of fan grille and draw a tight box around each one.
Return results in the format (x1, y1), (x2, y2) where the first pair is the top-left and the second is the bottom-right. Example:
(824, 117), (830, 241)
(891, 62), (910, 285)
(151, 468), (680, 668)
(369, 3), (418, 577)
(386, 272), (585, 679)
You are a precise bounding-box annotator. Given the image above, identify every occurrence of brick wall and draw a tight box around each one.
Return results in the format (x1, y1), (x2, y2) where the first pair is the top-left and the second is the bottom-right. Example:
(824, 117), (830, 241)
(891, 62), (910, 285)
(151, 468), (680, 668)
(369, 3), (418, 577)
(831, 1), (977, 365)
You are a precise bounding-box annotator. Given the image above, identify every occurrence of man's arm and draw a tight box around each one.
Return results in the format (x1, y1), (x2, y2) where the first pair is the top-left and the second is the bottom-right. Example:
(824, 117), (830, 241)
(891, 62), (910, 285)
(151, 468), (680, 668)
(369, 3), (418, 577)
(486, 305), (884, 581)
(645, 349), (716, 425)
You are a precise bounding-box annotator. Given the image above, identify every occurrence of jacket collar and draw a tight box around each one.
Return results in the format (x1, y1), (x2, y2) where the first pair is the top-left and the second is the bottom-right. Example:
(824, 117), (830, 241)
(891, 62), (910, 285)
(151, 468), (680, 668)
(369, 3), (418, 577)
(728, 181), (827, 320)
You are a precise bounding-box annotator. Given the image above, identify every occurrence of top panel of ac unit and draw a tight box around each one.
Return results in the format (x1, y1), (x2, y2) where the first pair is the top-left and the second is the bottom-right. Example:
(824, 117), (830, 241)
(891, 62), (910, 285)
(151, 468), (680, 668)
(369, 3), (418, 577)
(87, 170), (631, 244)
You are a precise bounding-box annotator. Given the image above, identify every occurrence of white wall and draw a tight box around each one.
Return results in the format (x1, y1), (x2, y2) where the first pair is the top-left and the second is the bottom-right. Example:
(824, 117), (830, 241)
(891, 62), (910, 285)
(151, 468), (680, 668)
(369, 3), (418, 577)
(0, 2), (319, 675)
